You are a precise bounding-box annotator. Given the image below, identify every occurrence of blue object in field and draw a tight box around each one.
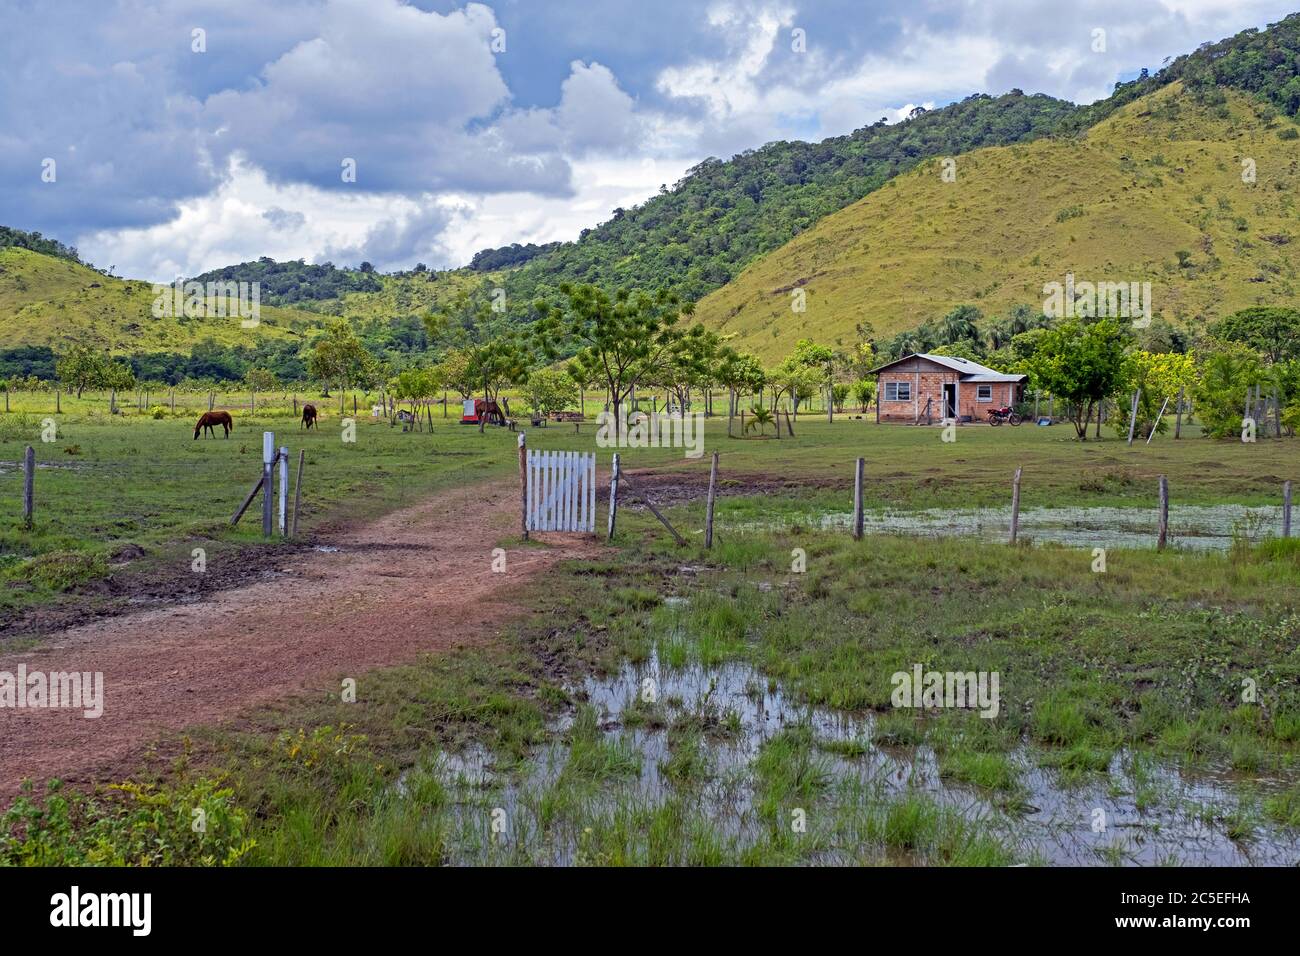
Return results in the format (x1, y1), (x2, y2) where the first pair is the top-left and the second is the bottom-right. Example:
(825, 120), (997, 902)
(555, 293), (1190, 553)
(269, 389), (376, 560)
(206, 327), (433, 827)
(1037, 417), (1053, 426)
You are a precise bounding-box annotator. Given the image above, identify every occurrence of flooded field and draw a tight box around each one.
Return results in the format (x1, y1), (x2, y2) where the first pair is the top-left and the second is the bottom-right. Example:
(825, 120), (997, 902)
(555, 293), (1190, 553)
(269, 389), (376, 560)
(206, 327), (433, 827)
(725, 504), (1287, 552)
(403, 646), (1300, 866)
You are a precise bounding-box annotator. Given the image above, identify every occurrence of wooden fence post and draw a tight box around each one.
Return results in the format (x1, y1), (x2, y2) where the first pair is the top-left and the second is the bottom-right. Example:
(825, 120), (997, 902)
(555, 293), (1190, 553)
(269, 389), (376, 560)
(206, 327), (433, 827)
(57, 390), (62, 414)
(1284, 480), (1293, 539)
(1157, 475), (1169, 550)
(705, 452), (718, 548)
(1009, 466), (1023, 545)
(22, 445), (34, 528)
(519, 432), (529, 541)
(291, 450), (305, 536)
(1174, 387), (1184, 439)
(853, 457), (864, 540)
(262, 432), (275, 537)
(607, 453), (620, 541)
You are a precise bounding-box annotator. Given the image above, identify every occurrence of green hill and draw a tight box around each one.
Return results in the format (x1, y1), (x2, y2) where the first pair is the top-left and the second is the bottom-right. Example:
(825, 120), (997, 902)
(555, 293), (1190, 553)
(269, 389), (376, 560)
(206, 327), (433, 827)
(692, 83), (1300, 361)
(0, 247), (318, 354)
(497, 14), (1300, 313)
(499, 92), (1078, 305)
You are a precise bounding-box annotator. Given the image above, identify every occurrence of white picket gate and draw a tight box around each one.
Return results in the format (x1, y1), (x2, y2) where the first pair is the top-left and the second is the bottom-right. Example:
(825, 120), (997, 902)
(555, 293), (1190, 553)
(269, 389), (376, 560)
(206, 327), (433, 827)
(526, 449), (597, 532)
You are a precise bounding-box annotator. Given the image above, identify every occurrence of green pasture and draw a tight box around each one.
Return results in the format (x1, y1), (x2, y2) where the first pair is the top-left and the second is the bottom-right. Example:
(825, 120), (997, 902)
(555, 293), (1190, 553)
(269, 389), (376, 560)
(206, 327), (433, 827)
(1, 392), (1297, 621)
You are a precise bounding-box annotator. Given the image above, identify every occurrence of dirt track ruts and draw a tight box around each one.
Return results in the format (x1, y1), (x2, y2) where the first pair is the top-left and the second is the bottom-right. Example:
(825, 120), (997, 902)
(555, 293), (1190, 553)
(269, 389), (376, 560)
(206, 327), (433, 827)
(0, 483), (598, 802)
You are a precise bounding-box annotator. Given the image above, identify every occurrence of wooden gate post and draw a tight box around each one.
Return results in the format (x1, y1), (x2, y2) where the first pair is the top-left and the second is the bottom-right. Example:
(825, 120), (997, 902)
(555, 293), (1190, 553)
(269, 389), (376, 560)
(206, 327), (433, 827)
(607, 453), (620, 541)
(519, 432), (529, 540)
(1009, 466), (1023, 545)
(705, 452), (718, 548)
(1157, 476), (1169, 550)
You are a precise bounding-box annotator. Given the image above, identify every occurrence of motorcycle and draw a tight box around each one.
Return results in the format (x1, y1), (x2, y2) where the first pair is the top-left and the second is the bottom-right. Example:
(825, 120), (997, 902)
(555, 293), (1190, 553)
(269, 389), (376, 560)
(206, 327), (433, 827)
(987, 406), (1022, 426)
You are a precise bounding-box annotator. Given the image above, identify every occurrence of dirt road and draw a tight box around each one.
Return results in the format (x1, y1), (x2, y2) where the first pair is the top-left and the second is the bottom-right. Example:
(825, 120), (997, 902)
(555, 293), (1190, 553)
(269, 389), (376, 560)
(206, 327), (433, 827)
(0, 483), (595, 801)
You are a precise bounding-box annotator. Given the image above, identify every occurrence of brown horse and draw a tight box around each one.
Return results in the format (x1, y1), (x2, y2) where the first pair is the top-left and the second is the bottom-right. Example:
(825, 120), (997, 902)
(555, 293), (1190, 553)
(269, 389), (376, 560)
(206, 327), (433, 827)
(194, 410), (233, 439)
(301, 403), (318, 429)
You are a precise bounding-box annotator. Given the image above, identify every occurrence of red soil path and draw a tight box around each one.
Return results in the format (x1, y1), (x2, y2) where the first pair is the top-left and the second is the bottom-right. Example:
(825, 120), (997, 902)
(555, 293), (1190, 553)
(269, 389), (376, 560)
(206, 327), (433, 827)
(0, 483), (595, 802)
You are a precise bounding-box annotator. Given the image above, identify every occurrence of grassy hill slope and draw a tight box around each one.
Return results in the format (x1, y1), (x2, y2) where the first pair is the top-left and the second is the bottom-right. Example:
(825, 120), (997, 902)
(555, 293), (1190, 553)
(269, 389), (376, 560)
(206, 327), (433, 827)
(0, 247), (320, 353)
(693, 84), (1300, 361)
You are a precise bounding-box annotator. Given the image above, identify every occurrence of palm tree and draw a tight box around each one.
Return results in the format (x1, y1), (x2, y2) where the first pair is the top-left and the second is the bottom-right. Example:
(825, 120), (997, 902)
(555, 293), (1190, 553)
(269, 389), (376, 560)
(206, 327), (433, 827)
(744, 406), (775, 436)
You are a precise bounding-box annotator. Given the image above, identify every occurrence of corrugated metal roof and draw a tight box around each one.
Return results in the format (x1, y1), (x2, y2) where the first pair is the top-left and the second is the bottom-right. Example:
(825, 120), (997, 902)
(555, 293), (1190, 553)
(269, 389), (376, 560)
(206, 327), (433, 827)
(870, 352), (1025, 382)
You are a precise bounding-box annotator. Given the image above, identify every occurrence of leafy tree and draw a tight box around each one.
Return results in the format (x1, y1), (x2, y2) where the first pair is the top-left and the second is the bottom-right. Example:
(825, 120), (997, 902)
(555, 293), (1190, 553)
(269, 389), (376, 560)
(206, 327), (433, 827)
(1211, 307), (1300, 364)
(716, 349), (766, 437)
(1114, 350), (1197, 439)
(853, 378), (876, 411)
(245, 368), (278, 393)
(521, 368), (579, 418)
(388, 366), (440, 426)
(536, 284), (692, 427)
(434, 348), (476, 400)
(56, 345), (108, 398)
(1194, 341), (1264, 438)
(654, 326), (721, 412)
(307, 321), (380, 396)
(427, 289), (550, 432)
(1024, 318), (1130, 439)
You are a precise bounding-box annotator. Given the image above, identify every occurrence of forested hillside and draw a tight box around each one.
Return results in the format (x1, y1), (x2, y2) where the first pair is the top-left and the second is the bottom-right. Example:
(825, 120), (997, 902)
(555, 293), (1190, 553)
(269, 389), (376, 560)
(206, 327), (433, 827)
(692, 83), (1300, 360)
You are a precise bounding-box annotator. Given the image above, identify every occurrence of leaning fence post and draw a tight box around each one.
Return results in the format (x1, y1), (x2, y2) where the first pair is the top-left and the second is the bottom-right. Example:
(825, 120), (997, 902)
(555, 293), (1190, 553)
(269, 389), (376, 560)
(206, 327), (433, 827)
(1126, 389), (1141, 445)
(22, 445), (34, 528)
(1157, 475), (1169, 550)
(853, 457), (864, 540)
(1284, 480), (1293, 539)
(262, 432), (275, 537)
(1009, 466), (1023, 545)
(607, 453), (620, 540)
(519, 432), (529, 540)
(705, 451), (719, 548)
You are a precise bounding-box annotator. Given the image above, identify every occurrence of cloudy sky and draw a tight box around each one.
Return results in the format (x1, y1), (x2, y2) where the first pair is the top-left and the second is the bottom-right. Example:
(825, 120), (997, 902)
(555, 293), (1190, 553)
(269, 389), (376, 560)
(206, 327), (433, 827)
(2, 0), (1295, 280)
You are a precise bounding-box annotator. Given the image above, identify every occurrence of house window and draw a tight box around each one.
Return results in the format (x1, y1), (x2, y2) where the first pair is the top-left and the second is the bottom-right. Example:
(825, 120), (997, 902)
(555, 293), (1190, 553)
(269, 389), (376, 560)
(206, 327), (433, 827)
(884, 381), (911, 402)
(977, 384), (993, 402)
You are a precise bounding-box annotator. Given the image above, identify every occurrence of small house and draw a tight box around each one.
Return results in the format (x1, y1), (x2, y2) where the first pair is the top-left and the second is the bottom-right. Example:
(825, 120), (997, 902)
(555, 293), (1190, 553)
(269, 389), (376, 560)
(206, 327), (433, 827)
(871, 353), (1026, 423)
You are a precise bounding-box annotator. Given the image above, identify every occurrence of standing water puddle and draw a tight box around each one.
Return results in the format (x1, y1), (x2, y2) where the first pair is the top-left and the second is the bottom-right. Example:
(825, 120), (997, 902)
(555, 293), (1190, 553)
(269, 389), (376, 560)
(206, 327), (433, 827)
(726, 504), (1284, 552)
(401, 650), (1299, 865)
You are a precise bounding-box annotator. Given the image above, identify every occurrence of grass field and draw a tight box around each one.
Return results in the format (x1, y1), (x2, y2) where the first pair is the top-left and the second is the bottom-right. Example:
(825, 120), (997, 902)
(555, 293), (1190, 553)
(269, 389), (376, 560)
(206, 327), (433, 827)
(1, 394), (1296, 621)
(2, 401), (1299, 866)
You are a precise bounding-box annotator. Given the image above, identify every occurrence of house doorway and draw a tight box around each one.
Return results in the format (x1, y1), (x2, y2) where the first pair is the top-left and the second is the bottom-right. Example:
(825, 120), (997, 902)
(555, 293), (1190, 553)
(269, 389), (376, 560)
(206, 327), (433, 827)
(942, 383), (957, 419)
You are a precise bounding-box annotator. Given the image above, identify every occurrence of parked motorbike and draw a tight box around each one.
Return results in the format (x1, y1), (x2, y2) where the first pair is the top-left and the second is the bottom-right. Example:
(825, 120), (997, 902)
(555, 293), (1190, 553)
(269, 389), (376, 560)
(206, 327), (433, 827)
(987, 406), (1022, 426)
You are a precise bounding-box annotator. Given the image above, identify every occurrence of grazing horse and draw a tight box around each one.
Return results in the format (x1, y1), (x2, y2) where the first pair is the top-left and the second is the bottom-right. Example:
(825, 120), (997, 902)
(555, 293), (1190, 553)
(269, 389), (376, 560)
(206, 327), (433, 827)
(301, 403), (318, 429)
(194, 410), (233, 439)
